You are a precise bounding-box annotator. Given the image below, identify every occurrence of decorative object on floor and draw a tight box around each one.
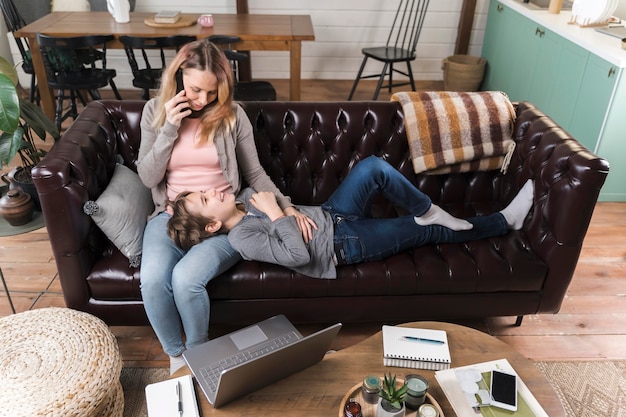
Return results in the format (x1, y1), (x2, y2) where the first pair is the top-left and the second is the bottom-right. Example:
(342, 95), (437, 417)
(0, 184), (44, 236)
(441, 55), (487, 92)
(0, 307), (124, 416)
(0, 185), (34, 226)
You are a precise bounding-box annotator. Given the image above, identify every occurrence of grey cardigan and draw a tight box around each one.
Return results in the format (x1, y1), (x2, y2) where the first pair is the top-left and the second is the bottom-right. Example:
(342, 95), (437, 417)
(137, 99), (293, 218)
(229, 189), (337, 279)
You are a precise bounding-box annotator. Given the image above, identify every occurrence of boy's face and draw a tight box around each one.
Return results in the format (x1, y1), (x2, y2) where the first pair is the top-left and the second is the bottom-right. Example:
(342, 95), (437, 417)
(184, 189), (237, 223)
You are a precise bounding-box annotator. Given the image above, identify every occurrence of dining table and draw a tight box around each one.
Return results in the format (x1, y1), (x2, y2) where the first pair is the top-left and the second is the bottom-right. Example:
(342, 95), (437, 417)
(14, 11), (315, 120)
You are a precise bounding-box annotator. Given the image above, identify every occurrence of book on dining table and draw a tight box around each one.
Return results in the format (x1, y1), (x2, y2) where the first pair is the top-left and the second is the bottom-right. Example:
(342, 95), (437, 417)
(382, 325), (451, 370)
(153, 10), (182, 24)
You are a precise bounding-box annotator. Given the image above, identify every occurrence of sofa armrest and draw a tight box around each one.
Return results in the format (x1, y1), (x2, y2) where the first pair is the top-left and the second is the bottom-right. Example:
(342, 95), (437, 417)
(32, 100), (145, 310)
(510, 102), (609, 312)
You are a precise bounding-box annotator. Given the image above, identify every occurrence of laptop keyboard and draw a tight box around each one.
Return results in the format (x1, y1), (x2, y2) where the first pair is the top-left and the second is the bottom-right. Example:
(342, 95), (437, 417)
(199, 331), (300, 392)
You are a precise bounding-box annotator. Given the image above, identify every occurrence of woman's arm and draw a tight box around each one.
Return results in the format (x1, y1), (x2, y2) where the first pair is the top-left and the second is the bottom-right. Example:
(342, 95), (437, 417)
(137, 99), (180, 188)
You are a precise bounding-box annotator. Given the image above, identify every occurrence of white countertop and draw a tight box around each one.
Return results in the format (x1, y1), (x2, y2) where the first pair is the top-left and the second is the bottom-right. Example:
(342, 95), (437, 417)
(500, 0), (626, 67)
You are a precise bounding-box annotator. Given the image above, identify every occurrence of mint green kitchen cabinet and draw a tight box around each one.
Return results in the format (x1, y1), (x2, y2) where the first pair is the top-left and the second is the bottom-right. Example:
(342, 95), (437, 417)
(568, 54), (618, 152)
(482, 0), (625, 201)
(482, 1), (587, 126)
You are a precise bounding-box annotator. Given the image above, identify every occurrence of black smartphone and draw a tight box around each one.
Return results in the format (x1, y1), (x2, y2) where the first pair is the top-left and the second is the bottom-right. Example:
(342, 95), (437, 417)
(175, 69), (184, 93)
(490, 369), (518, 411)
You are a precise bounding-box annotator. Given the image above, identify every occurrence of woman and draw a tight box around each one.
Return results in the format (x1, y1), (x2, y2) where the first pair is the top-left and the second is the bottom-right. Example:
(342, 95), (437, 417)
(167, 156), (534, 279)
(137, 39), (315, 374)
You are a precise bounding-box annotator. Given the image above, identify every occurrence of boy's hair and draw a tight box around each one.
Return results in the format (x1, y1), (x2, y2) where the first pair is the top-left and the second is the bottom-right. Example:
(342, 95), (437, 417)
(167, 191), (219, 250)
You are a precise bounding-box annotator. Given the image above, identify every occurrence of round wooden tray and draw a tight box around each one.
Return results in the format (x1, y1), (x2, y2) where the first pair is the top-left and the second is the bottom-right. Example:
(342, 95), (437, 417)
(338, 378), (445, 417)
(144, 15), (197, 28)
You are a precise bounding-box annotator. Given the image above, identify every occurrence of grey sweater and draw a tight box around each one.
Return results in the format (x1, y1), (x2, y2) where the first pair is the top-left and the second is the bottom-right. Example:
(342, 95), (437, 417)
(229, 188), (337, 279)
(137, 99), (293, 218)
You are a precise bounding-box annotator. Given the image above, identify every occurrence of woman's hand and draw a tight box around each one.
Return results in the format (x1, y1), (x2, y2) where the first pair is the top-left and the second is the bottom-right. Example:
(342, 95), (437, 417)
(165, 90), (191, 126)
(249, 192), (285, 222)
(284, 206), (318, 243)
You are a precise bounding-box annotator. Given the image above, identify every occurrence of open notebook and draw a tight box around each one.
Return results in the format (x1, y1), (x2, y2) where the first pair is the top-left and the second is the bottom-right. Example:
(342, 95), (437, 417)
(382, 325), (451, 370)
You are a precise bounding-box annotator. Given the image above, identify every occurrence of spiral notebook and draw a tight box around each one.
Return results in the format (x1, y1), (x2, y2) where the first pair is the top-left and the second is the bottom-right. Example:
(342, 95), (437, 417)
(382, 325), (451, 370)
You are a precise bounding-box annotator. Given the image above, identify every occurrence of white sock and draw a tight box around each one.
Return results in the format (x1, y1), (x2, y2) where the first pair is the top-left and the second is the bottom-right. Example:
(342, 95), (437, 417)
(414, 204), (473, 231)
(170, 355), (187, 375)
(500, 180), (534, 230)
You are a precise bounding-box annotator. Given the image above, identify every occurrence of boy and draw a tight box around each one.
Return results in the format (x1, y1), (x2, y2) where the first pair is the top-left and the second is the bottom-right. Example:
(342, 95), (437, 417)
(168, 156), (534, 279)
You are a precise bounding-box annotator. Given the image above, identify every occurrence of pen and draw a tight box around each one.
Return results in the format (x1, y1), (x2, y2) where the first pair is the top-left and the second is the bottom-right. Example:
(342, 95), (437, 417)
(176, 380), (183, 417)
(401, 336), (445, 344)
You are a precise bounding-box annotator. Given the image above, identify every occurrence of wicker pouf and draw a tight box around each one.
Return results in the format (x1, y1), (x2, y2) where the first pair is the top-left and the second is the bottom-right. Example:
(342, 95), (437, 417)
(0, 307), (123, 417)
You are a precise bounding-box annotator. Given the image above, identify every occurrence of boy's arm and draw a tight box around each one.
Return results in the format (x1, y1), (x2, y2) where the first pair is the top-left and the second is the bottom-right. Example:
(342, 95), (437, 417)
(229, 217), (311, 268)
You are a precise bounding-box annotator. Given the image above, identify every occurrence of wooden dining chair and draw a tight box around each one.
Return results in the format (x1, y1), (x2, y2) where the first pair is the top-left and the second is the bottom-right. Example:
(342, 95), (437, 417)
(207, 35), (276, 101)
(36, 33), (122, 131)
(0, 0), (38, 103)
(119, 35), (196, 100)
(348, 0), (430, 100)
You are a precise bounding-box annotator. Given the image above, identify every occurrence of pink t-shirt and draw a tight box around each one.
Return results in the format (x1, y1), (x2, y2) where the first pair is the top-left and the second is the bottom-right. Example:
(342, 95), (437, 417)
(166, 117), (232, 202)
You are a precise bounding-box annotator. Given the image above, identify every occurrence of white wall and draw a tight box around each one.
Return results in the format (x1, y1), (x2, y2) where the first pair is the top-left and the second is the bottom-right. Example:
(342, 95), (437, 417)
(6, 0), (490, 89)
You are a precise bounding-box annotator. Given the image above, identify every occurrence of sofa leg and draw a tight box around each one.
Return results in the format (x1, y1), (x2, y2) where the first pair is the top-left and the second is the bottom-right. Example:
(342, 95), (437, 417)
(514, 315), (524, 326)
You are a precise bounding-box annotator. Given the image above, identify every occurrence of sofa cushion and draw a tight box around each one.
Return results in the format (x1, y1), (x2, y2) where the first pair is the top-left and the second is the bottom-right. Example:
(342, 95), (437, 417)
(83, 163), (153, 267)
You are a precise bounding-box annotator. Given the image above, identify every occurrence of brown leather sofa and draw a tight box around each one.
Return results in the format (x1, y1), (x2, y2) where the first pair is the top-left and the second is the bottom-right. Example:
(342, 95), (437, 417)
(32, 100), (609, 327)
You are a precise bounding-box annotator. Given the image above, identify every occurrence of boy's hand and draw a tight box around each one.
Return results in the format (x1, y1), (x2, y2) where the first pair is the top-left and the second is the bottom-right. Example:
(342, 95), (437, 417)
(249, 192), (285, 221)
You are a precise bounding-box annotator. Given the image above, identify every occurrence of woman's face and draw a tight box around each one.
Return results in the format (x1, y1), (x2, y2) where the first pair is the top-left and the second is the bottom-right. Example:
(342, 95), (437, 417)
(181, 68), (219, 111)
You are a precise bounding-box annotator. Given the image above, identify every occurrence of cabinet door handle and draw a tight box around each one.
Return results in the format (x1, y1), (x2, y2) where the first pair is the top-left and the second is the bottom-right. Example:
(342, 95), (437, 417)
(497, 4), (503, 12)
(608, 67), (616, 78)
(535, 27), (545, 37)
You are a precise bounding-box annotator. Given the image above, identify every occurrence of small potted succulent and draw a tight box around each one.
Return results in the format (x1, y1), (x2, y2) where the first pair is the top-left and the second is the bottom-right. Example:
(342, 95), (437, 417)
(377, 373), (408, 417)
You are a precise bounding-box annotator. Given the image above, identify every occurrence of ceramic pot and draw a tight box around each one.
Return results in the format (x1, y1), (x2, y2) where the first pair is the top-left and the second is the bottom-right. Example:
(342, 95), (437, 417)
(0, 187), (34, 226)
(2, 169), (40, 210)
(376, 399), (406, 417)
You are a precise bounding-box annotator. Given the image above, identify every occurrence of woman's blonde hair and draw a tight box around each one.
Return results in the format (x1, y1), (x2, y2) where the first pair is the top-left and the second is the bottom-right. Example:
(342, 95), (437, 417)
(167, 191), (221, 250)
(152, 38), (236, 144)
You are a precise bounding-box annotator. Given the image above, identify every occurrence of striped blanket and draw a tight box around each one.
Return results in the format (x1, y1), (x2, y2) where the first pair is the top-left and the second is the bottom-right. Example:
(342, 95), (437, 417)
(391, 91), (516, 174)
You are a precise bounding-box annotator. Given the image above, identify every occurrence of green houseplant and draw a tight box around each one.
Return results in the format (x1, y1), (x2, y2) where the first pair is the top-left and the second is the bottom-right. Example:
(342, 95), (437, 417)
(0, 55), (60, 204)
(377, 373), (408, 417)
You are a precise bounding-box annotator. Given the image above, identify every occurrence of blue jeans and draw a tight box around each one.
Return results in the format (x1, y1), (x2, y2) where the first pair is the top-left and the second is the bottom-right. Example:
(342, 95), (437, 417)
(140, 212), (241, 357)
(321, 156), (509, 265)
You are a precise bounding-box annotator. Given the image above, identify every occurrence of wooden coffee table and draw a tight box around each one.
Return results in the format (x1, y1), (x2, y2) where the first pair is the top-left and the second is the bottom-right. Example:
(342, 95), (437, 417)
(172, 321), (566, 416)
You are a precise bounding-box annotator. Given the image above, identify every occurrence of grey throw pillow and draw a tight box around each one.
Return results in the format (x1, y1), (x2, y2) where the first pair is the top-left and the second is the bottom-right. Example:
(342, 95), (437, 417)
(83, 163), (154, 268)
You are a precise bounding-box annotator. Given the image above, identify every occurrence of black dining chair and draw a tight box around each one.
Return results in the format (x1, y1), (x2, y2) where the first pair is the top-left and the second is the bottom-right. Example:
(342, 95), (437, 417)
(119, 35), (196, 100)
(348, 0), (430, 100)
(0, 0), (38, 103)
(36, 33), (122, 131)
(207, 34), (277, 101)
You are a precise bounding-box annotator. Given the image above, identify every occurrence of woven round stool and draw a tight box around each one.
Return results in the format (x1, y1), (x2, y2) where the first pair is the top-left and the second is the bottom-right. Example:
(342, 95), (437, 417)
(0, 307), (123, 417)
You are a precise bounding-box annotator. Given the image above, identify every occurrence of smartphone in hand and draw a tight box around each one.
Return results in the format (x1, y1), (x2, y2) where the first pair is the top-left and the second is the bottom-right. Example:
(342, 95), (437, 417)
(176, 69), (184, 93)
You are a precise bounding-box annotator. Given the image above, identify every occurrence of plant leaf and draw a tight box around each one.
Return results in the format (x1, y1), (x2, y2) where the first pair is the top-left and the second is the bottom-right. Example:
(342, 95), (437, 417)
(0, 74), (20, 134)
(0, 57), (18, 86)
(0, 128), (23, 167)
(19, 98), (60, 140)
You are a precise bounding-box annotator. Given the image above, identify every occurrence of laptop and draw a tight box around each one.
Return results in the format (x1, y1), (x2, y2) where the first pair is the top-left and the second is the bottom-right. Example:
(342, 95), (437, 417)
(182, 314), (341, 408)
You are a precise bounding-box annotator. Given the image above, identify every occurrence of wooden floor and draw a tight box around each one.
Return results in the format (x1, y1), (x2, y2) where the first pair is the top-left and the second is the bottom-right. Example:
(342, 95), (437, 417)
(1, 80), (625, 368)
